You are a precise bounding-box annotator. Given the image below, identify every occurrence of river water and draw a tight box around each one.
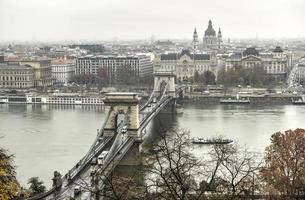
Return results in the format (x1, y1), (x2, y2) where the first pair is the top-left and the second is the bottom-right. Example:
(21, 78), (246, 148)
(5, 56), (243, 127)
(0, 103), (304, 187)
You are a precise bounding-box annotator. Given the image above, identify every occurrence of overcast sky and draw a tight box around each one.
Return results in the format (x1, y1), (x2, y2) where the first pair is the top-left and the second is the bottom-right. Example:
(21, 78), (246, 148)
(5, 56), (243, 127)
(0, 0), (304, 42)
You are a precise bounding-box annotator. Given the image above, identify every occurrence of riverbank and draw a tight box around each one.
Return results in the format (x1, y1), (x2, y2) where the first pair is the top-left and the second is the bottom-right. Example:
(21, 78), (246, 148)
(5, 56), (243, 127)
(183, 93), (303, 105)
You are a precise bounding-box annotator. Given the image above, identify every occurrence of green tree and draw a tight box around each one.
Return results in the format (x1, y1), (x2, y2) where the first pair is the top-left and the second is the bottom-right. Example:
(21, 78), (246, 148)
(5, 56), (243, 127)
(240, 66), (266, 86)
(203, 70), (216, 85)
(28, 177), (46, 197)
(194, 71), (200, 83)
(217, 68), (239, 87)
(0, 148), (19, 199)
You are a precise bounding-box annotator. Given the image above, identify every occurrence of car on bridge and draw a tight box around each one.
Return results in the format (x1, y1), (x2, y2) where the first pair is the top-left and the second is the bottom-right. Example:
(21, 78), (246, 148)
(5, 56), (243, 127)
(121, 125), (127, 134)
(98, 151), (109, 165)
(74, 186), (81, 196)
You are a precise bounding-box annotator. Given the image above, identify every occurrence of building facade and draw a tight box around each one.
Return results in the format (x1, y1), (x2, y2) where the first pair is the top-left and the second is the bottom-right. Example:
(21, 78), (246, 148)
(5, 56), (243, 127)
(225, 46), (290, 80)
(51, 59), (75, 85)
(0, 64), (34, 89)
(202, 20), (223, 52)
(75, 55), (153, 83)
(294, 58), (305, 84)
(20, 58), (52, 87)
(154, 49), (215, 82)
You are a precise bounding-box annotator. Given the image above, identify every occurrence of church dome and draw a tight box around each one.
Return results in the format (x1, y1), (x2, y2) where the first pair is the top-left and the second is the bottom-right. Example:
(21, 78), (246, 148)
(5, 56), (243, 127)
(273, 46), (283, 53)
(204, 20), (216, 36)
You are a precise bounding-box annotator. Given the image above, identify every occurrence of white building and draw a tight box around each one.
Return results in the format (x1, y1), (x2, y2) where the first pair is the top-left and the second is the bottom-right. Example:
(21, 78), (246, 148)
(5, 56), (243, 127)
(0, 63), (35, 89)
(75, 55), (153, 83)
(154, 49), (216, 82)
(20, 58), (53, 87)
(294, 58), (305, 84)
(51, 59), (75, 85)
(225, 46), (291, 80)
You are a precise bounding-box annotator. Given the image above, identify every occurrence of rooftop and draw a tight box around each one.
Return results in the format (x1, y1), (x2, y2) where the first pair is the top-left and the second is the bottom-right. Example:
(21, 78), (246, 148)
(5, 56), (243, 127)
(51, 59), (75, 65)
(272, 46), (284, 53)
(243, 47), (259, 56)
(204, 20), (216, 37)
(160, 50), (210, 61)
(0, 63), (33, 70)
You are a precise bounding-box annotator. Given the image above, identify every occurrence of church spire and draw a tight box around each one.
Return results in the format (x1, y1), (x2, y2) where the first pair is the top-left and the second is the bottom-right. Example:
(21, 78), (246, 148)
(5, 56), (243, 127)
(218, 28), (222, 38)
(208, 19), (212, 28)
(192, 27), (198, 51)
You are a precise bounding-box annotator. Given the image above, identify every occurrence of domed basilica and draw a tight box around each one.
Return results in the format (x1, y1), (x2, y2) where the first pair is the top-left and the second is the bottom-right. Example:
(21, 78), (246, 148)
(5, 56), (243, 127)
(192, 20), (223, 52)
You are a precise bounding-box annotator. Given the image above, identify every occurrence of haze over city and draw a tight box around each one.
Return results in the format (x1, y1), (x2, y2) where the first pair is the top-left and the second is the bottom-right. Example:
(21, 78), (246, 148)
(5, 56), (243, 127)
(0, 0), (305, 41)
(2, 1), (305, 199)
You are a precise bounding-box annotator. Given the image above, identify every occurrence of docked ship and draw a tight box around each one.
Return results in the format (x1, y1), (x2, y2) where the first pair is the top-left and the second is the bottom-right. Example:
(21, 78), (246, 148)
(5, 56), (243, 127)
(0, 96), (8, 104)
(192, 137), (233, 145)
(292, 96), (305, 105)
(0, 93), (104, 105)
(220, 94), (250, 104)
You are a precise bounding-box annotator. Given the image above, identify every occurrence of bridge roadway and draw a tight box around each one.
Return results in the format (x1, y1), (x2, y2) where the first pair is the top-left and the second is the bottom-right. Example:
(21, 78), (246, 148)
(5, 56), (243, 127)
(29, 85), (178, 200)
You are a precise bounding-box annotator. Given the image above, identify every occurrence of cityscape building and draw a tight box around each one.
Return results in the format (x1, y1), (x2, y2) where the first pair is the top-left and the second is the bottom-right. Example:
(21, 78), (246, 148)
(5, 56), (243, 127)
(154, 49), (215, 82)
(0, 63), (34, 89)
(51, 58), (75, 85)
(225, 46), (291, 80)
(20, 58), (53, 87)
(76, 54), (153, 83)
(202, 20), (223, 52)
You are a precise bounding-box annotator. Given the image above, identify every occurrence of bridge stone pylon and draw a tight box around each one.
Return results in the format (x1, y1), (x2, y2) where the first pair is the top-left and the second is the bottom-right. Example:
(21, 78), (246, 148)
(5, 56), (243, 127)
(103, 93), (140, 137)
(154, 71), (176, 97)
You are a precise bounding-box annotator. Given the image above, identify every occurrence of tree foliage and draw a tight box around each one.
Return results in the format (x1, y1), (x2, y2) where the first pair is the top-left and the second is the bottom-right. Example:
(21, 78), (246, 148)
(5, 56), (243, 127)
(27, 177), (46, 197)
(71, 74), (104, 85)
(203, 71), (216, 85)
(194, 71), (216, 85)
(217, 68), (240, 86)
(217, 66), (268, 87)
(0, 148), (19, 200)
(261, 129), (305, 198)
(100, 173), (147, 200)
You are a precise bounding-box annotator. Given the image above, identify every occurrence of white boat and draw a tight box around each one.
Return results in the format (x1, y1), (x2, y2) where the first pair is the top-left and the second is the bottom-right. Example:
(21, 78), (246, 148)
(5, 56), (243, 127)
(292, 97), (305, 105)
(192, 137), (233, 145)
(220, 94), (250, 104)
(0, 95), (104, 105)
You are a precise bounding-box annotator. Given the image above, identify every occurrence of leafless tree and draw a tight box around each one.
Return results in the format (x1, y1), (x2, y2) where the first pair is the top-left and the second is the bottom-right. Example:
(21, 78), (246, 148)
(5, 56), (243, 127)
(144, 128), (205, 200)
(207, 142), (263, 199)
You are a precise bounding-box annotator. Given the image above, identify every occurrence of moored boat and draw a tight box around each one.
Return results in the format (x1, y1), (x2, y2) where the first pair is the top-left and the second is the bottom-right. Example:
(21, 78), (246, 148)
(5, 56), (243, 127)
(192, 137), (233, 145)
(292, 97), (305, 105)
(220, 94), (250, 104)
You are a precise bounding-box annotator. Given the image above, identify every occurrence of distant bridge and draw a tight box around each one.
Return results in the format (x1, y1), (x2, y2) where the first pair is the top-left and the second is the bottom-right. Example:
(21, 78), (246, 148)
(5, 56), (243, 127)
(29, 71), (184, 200)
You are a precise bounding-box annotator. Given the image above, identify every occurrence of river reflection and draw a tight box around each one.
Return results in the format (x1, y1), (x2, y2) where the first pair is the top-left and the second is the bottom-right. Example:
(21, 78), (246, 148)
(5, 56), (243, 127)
(0, 103), (305, 187)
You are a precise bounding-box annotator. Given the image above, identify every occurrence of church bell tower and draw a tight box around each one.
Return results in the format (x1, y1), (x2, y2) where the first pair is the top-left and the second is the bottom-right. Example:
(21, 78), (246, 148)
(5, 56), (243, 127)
(192, 28), (198, 51)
